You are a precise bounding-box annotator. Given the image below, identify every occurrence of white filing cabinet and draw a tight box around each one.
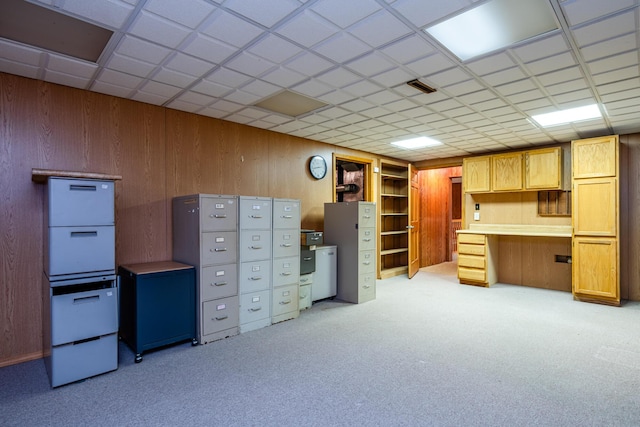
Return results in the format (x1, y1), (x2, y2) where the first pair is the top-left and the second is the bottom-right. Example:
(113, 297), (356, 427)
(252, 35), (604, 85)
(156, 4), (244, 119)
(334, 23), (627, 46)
(312, 245), (337, 302)
(42, 176), (118, 387)
(272, 198), (301, 323)
(238, 196), (273, 332)
(173, 194), (239, 344)
(324, 202), (376, 304)
(299, 273), (313, 310)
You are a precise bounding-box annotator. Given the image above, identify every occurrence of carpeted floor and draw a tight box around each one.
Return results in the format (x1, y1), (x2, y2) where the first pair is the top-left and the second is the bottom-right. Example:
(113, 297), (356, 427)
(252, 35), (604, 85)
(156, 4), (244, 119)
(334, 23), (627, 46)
(2, 264), (640, 426)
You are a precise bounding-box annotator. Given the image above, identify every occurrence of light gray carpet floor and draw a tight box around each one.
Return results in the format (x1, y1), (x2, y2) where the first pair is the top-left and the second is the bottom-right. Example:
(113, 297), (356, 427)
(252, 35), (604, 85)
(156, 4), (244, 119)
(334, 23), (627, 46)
(2, 265), (640, 426)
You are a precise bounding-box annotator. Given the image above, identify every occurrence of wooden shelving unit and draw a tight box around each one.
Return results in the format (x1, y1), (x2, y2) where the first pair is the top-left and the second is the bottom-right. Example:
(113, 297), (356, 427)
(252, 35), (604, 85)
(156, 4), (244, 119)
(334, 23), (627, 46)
(379, 160), (409, 279)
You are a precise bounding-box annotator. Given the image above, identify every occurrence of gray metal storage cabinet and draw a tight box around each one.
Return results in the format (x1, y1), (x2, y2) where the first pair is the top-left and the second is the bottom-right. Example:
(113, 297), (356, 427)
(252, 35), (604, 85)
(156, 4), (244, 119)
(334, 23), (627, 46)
(173, 194), (239, 345)
(324, 202), (376, 304)
(118, 261), (197, 363)
(238, 196), (273, 332)
(40, 175), (119, 387)
(271, 198), (301, 324)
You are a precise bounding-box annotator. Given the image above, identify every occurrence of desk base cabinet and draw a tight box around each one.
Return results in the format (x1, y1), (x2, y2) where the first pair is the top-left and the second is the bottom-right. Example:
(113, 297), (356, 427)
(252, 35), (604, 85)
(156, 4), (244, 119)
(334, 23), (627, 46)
(119, 262), (197, 362)
(457, 233), (498, 287)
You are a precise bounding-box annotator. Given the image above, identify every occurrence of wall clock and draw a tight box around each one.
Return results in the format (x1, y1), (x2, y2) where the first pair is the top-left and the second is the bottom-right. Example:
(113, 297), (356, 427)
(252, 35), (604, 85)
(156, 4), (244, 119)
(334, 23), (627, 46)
(308, 155), (327, 180)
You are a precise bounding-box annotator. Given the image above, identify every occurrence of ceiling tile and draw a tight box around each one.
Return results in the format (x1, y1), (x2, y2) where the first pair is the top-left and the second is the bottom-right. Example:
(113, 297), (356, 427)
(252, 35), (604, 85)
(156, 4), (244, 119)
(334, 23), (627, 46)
(380, 34), (436, 64)
(392, 0), (470, 28)
(224, 52), (277, 77)
(561, 0), (635, 26)
(98, 68), (144, 88)
(144, 0), (215, 29)
(427, 67), (471, 87)
(591, 65), (638, 85)
(405, 52), (455, 76)
(92, 80), (135, 98)
(128, 11), (192, 49)
(261, 67), (307, 87)
(466, 52), (517, 76)
(342, 79), (384, 97)
(191, 79), (233, 97)
(275, 10), (338, 48)
(482, 67), (528, 87)
(345, 52), (396, 77)
(115, 35), (172, 64)
(176, 90), (215, 106)
(587, 51), (638, 75)
(164, 52), (213, 76)
(525, 52), (578, 75)
(224, 0), (300, 28)
(369, 67), (415, 87)
(311, 0), (381, 29)
(314, 32), (371, 63)
(536, 67), (584, 86)
(139, 80), (183, 98)
(0, 58), (40, 79)
(200, 10), (263, 48)
(239, 79), (280, 97)
(572, 10), (636, 47)
(348, 10), (412, 48)
(284, 52), (335, 77)
(62, 0), (135, 28)
(580, 33), (637, 62)
(291, 79), (335, 97)
(152, 67), (198, 87)
(43, 70), (91, 89)
(46, 54), (98, 79)
(511, 33), (569, 63)
(181, 34), (237, 64)
(248, 34), (304, 63)
(106, 53), (156, 77)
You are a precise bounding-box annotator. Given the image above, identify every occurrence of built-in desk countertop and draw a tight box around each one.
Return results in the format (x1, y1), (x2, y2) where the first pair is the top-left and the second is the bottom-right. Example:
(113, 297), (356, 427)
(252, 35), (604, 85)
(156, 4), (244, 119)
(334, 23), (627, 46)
(456, 224), (572, 238)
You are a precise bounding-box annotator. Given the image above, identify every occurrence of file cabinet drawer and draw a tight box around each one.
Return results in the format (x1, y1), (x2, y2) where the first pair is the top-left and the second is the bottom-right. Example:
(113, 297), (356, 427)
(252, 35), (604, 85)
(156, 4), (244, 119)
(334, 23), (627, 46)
(47, 178), (114, 226)
(273, 256), (300, 287)
(359, 250), (375, 273)
(273, 200), (300, 229)
(272, 284), (299, 317)
(239, 198), (272, 229)
(240, 229), (271, 262)
(202, 231), (237, 265)
(202, 296), (239, 336)
(273, 229), (299, 258)
(359, 228), (376, 251)
(46, 226), (115, 277)
(201, 264), (238, 301)
(201, 196), (237, 231)
(239, 290), (270, 324)
(240, 260), (271, 293)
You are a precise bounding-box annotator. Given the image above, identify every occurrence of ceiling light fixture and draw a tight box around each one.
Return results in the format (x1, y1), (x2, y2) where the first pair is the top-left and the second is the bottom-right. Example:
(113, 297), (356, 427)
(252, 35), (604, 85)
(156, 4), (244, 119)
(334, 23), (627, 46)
(424, 0), (558, 61)
(391, 136), (442, 149)
(255, 90), (328, 117)
(531, 104), (602, 127)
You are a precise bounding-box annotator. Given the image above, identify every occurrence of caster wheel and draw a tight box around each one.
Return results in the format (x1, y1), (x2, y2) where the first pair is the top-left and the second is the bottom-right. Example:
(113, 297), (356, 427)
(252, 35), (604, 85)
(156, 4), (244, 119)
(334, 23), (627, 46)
(135, 355), (143, 363)
(191, 339), (199, 346)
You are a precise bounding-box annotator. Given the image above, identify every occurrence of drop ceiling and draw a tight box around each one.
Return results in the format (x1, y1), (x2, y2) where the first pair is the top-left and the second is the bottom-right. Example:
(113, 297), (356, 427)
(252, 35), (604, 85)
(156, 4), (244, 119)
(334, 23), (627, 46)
(1, 0), (639, 162)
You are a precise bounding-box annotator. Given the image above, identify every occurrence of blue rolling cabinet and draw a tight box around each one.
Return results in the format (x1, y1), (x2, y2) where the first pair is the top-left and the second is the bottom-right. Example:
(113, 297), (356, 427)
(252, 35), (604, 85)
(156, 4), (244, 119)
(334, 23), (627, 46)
(118, 261), (197, 363)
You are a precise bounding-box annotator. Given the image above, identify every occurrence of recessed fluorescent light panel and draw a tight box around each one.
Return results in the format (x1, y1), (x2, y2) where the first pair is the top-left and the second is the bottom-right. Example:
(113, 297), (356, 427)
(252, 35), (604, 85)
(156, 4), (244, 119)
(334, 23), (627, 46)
(424, 0), (558, 61)
(391, 136), (442, 149)
(531, 104), (602, 127)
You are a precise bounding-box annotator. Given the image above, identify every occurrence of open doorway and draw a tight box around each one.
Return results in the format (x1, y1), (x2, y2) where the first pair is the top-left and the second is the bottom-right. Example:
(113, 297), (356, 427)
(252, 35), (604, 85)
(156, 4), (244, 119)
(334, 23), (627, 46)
(333, 154), (374, 202)
(450, 176), (462, 260)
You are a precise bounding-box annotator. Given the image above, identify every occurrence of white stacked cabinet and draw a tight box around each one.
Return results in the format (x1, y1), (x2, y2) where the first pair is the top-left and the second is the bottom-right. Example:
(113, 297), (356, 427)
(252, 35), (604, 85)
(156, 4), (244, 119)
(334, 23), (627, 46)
(271, 199), (301, 323)
(312, 245), (337, 302)
(238, 196), (273, 332)
(173, 194), (239, 344)
(42, 176), (118, 387)
(324, 202), (376, 304)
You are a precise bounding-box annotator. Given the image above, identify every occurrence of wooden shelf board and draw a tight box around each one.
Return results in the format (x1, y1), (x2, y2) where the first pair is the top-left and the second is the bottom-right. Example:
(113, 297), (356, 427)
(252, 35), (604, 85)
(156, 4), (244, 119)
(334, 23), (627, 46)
(381, 212), (408, 216)
(381, 230), (408, 236)
(381, 193), (408, 197)
(381, 248), (408, 256)
(32, 168), (122, 183)
(381, 173), (407, 180)
(380, 265), (408, 279)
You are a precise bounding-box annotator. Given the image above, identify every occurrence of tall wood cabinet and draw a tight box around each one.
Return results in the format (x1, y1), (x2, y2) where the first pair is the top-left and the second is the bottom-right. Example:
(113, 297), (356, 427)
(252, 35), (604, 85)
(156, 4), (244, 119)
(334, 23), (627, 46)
(379, 160), (409, 279)
(571, 135), (620, 306)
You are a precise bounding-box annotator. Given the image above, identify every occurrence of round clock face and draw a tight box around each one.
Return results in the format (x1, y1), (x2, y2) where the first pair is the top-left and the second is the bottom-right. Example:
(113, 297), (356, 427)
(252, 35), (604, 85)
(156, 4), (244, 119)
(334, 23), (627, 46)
(309, 155), (327, 179)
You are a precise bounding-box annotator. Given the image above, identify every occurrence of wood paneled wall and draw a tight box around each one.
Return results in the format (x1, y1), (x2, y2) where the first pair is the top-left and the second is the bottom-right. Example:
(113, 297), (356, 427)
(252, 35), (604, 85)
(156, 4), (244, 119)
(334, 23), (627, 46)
(417, 166), (462, 267)
(0, 73), (376, 367)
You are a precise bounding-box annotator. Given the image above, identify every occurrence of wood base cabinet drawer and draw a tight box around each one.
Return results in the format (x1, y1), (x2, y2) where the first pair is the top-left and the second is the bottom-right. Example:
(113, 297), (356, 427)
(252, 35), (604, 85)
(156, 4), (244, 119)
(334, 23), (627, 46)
(458, 243), (485, 256)
(458, 267), (486, 283)
(458, 254), (485, 269)
(458, 233), (485, 245)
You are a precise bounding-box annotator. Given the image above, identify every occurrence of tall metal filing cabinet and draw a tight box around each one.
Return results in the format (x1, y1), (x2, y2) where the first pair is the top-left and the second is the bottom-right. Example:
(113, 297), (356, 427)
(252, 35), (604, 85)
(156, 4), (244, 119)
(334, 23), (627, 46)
(238, 196), (273, 332)
(41, 176), (118, 387)
(272, 198), (301, 323)
(324, 202), (377, 304)
(173, 194), (239, 344)
(118, 261), (197, 363)
(312, 245), (337, 302)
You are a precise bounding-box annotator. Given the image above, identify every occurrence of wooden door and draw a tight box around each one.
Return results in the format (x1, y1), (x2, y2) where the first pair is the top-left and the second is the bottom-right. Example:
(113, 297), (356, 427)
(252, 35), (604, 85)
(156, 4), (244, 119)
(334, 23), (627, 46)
(462, 156), (491, 193)
(573, 237), (618, 301)
(492, 152), (523, 191)
(573, 177), (617, 236)
(525, 147), (561, 190)
(408, 165), (420, 279)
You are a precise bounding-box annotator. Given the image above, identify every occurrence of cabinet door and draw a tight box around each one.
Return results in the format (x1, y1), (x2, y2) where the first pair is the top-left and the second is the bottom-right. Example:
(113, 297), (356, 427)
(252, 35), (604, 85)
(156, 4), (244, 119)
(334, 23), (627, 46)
(572, 237), (618, 302)
(572, 136), (617, 179)
(492, 152), (523, 191)
(573, 178), (617, 236)
(525, 147), (561, 190)
(463, 156), (491, 193)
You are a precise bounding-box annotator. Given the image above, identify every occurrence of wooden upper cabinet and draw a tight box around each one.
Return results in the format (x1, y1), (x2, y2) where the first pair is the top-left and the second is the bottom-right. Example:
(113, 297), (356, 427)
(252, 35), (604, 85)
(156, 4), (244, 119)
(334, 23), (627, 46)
(463, 156), (491, 193)
(491, 152), (523, 192)
(525, 147), (562, 190)
(572, 135), (618, 179)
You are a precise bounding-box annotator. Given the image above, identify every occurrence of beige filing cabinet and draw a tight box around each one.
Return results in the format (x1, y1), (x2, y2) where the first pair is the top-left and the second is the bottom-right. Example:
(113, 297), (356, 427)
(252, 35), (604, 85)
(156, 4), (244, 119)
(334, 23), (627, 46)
(272, 198), (301, 323)
(571, 135), (620, 306)
(324, 202), (376, 304)
(173, 194), (239, 344)
(238, 196), (273, 333)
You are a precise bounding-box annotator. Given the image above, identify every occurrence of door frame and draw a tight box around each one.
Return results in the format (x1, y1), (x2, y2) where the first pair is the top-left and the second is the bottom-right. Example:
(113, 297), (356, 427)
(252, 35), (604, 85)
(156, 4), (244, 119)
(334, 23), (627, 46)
(332, 153), (375, 202)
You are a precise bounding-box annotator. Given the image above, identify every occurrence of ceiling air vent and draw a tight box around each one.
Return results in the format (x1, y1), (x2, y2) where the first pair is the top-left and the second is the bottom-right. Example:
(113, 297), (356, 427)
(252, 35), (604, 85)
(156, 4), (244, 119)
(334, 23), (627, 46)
(406, 79), (437, 94)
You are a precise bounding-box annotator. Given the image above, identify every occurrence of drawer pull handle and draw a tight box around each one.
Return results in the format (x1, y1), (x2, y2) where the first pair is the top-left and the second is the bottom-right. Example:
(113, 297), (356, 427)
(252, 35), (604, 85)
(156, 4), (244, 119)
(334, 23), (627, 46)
(281, 272), (292, 276)
(249, 306), (262, 312)
(213, 281), (227, 287)
(250, 245), (262, 250)
(69, 184), (96, 191)
(363, 261), (371, 265)
(214, 315), (228, 321)
(71, 231), (98, 237)
(363, 238), (371, 242)
(310, 237), (320, 241)
(213, 248), (227, 252)
(250, 276), (262, 281)
(250, 215), (263, 219)
(328, 252), (335, 255)
(211, 214), (227, 218)
(281, 215), (293, 219)
(303, 257), (312, 261)
(280, 299), (291, 305)
(73, 295), (99, 304)
(300, 278), (309, 283)
(281, 243), (292, 247)
(363, 285), (371, 289)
